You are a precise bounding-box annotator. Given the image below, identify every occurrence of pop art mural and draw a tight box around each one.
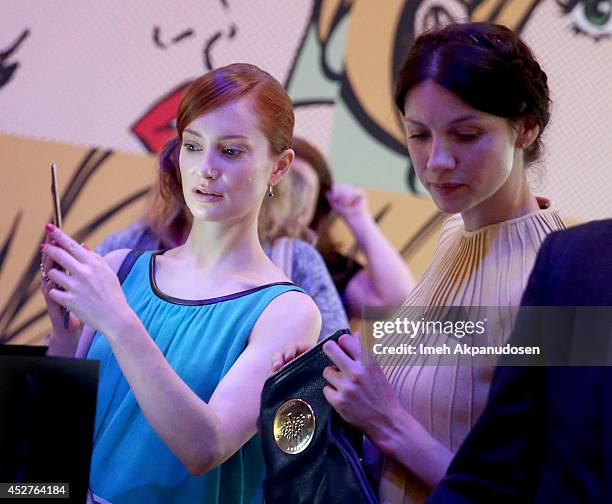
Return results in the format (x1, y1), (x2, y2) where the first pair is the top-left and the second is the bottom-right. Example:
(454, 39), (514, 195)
(1, 0), (611, 343)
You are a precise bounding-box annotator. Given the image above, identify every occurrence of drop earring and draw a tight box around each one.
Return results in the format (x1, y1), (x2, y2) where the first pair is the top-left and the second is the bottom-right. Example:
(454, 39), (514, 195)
(268, 185), (274, 197)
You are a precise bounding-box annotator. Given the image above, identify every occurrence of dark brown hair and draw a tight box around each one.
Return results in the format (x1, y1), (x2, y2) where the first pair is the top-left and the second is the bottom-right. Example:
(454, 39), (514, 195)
(395, 22), (551, 164)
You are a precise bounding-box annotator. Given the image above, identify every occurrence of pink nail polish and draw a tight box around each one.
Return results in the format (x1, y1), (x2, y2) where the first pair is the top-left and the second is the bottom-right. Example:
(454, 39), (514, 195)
(45, 223), (55, 232)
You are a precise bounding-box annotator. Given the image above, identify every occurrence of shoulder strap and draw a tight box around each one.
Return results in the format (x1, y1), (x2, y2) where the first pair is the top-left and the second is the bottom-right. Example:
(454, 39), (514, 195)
(270, 237), (294, 279)
(76, 249), (145, 359)
(116, 249), (145, 284)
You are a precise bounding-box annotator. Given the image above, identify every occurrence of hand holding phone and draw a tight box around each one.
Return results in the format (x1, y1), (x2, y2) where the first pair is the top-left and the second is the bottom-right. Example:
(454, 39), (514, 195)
(51, 163), (70, 329)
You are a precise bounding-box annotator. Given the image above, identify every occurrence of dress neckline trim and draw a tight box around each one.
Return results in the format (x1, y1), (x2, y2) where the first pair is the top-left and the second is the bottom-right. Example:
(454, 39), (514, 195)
(148, 251), (296, 306)
(459, 197), (558, 237)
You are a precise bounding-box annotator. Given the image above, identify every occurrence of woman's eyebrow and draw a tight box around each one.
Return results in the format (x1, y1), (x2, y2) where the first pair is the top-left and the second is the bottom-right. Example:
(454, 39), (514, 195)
(404, 115), (480, 126)
(184, 128), (203, 138)
(448, 115), (480, 125)
(183, 129), (250, 141)
(219, 135), (249, 141)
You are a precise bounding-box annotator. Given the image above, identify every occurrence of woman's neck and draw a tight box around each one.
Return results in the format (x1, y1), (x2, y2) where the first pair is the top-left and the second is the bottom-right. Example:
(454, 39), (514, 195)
(178, 215), (266, 273)
(462, 166), (540, 232)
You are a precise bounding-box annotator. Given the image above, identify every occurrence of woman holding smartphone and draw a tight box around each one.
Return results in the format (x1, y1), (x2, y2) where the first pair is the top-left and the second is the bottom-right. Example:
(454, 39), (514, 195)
(40, 63), (321, 503)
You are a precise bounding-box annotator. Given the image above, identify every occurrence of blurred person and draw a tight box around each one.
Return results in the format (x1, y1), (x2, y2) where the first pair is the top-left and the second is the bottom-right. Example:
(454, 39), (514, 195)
(287, 137), (415, 319)
(41, 63), (321, 503)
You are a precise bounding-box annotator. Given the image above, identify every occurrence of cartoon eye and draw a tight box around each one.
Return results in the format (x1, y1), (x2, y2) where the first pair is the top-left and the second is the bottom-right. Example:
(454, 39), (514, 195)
(564, 0), (612, 40)
(414, 0), (468, 36)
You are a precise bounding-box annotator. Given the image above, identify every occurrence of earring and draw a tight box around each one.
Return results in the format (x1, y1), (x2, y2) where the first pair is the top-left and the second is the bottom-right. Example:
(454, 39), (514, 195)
(267, 185), (274, 198)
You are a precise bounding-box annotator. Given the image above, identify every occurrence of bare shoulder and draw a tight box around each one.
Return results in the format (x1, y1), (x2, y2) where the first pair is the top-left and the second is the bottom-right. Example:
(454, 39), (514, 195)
(251, 290), (322, 346)
(268, 290), (321, 321)
(101, 248), (132, 274)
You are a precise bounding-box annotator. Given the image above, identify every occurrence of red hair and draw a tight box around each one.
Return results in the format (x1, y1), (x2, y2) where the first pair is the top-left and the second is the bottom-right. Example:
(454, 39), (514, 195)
(146, 63), (294, 246)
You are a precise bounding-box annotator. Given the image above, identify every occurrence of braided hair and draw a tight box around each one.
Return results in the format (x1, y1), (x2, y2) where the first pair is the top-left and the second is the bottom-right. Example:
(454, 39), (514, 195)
(395, 22), (551, 164)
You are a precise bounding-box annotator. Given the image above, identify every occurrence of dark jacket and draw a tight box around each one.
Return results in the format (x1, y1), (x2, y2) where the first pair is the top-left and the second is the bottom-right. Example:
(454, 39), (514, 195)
(427, 219), (612, 504)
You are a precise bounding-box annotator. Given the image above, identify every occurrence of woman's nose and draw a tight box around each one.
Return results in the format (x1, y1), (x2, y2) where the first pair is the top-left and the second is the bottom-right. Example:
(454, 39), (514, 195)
(426, 139), (455, 173)
(199, 153), (219, 180)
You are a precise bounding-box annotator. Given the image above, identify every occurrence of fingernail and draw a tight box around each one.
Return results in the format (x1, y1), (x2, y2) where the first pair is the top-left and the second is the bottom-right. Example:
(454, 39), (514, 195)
(39, 244), (45, 252)
(81, 243), (90, 251)
(45, 223), (55, 232)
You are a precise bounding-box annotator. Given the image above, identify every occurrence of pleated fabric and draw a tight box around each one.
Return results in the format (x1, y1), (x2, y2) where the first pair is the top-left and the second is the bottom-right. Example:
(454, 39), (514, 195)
(379, 200), (565, 504)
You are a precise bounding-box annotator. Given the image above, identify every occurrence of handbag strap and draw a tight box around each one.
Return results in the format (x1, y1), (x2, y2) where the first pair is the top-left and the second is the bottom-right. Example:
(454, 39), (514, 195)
(270, 237), (294, 279)
(76, 249), (144, 358)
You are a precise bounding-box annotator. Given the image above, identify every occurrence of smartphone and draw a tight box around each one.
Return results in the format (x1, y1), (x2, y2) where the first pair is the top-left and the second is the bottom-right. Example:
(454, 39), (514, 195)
(51, 163), (62, 228)
(50, 163), (69, 328)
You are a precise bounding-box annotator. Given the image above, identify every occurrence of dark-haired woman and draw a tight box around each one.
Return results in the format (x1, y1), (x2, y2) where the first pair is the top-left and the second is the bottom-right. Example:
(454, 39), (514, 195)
(41, 63), (320, 503)
(309, 22), (565, 503)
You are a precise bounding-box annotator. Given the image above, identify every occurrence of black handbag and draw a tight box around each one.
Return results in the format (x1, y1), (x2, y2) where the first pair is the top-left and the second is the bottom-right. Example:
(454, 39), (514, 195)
(259, 329), (379, 504)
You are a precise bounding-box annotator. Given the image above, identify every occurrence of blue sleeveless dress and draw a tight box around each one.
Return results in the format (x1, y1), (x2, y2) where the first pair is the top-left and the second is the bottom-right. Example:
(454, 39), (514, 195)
(87, 251), (304, 503)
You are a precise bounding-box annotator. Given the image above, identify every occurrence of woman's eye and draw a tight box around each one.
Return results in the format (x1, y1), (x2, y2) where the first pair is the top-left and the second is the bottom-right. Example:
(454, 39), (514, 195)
(408, 132), (430, 140)
(561, 0), (612, 40)
(455, 132), (479, 142)
(183, 143), (202, 152)
(222, 148), (241, 157)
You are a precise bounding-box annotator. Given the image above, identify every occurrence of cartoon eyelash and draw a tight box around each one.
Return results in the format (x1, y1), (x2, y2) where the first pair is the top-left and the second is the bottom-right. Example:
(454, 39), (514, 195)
(558, 0), (612, 41)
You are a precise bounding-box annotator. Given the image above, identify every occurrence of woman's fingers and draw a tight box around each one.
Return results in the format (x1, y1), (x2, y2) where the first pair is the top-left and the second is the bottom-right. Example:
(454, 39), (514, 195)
(322, 365), (343, 388)
(43, 244), (83, 274)
(47, 286), (70, 308)
(323, 340), (356, 375)
(47, 267), (76, 291)
(338, 333), (362, 361)
(271, 342), (313, 372)
(45, 224), (90, 263)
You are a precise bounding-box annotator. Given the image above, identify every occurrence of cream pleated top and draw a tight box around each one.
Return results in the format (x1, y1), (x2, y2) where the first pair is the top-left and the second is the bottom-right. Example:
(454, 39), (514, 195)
(379, 200), (564, 504)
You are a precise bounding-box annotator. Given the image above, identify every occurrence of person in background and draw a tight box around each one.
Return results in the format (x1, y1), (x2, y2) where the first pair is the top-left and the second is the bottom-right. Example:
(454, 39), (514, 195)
(41, 63), (321, 503)
(285, 137), (415, 319)
(96, 140), (349, 341)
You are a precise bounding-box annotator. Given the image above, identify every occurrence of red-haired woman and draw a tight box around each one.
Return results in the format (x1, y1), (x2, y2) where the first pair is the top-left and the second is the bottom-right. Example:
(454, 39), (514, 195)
(40, 63), (321, 503)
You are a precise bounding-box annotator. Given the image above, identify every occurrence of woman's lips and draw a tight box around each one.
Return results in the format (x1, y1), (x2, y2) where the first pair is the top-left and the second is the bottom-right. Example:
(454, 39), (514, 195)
(193, 188), (222, 202)
(429, 182), (464, 196)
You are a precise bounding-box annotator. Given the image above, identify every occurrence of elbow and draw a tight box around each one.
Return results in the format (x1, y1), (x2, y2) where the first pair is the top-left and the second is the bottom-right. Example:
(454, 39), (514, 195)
(185, 448), (221, 476)
(184, 430), (225, 476)
(187, 460), (211, 477)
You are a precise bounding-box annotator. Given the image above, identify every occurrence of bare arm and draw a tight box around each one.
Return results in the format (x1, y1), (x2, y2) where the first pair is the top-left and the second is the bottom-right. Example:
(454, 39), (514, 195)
(323, 333), (453, 489)
(43, 225), (321, 474)
(327, 185), (414, 317)
(91, 291), (320, 474)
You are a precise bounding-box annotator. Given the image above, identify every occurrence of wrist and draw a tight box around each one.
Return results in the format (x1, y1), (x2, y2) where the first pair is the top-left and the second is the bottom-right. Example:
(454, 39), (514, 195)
(103, 305), (140, 343)
(47, 328), (80, 357)
(343, 210), (373, 230)
(368, 403), (414, 459)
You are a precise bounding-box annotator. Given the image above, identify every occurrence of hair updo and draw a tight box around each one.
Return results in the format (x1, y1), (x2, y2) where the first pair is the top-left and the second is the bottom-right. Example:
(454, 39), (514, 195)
(394, 22), (551, 164)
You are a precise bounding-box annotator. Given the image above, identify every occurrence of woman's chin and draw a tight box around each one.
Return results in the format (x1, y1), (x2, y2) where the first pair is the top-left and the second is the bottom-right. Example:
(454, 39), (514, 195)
(429, 194), (467, 216)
